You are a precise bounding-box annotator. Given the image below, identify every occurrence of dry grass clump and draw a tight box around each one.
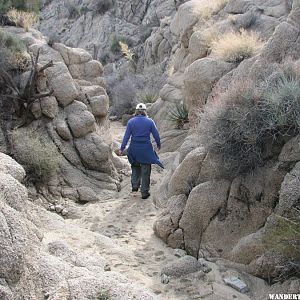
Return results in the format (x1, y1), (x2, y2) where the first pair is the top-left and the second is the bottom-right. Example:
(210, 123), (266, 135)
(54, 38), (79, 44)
(7, 8), (38, 31)
(211, 29), (264, 63)
(0, 29), (28, 70)
(263, 214), (300, 282)
(199, 67), (300, 176)
(12, 130), (61, 183)
(198, 0), (229, 20)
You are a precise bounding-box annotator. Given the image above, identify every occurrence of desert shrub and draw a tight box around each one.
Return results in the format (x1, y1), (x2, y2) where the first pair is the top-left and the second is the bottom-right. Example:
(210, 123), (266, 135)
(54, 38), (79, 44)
(198, 0), (229, 20)
(110, 35), (132, 54)
(99, 52), (110, 65)
(94, 0), (113, 14)
(168, 102), (189, 129)
(0, 0), (40, 13)
(138, 90), (159, 103)
(12, 130), (61, 182)
(263, 214), (300, 281)
(67, 4), (80, 18)
(0, 29), (27, 70)
(7, 8), (38, 31)
(0, 1), (12, 13)
(97, 289), (111, 300)
(211, 29), (264, 63)
(110, 76), (138, 116)
(199, 73), (300, 176)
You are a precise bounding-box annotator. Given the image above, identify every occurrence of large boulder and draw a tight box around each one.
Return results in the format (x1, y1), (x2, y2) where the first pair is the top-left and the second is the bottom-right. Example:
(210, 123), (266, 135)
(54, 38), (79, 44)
(53, 43), (93, 65)
(74, 133), (111, 173)
(45, 62), (79, 107)
(179, 180), (231, 257)
(0, 153), (26, 182)
(168, 147), (206, 196)
(66, 101), (96, 138)
(183, 58), (234, 123)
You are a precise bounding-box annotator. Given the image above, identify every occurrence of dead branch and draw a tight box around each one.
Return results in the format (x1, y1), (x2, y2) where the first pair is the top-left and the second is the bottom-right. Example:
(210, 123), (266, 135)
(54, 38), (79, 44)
(0, 47), (54, 128)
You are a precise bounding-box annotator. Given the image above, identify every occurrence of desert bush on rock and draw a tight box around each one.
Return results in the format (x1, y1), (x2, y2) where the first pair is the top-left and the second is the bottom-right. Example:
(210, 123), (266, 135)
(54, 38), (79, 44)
(211, 30), (264, 63)
(97, 289), (111, 300)
(67, 4), (80, 19)
(168, 102), (189, 129)
(0, 29), (27, 70)
(94, 0), (113, 15)
(110, 35), (132, 54)
(7, 8), (38, 31)
(0, 0), (40, 13)
(12, 130), (61, 183)
(198, 0), (229, 20)
(263, 214), (300, 281)
(199, 71), (300, 175)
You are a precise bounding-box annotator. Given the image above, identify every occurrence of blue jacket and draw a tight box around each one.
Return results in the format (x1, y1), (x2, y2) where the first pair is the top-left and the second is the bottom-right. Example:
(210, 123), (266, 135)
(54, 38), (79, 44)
(121, 115), (163, 168)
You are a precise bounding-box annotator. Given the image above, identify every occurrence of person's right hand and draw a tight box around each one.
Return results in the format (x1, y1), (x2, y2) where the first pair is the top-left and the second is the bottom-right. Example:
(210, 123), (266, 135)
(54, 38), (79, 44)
(157, 146), (161, 151)
(117, 149), (123, 156)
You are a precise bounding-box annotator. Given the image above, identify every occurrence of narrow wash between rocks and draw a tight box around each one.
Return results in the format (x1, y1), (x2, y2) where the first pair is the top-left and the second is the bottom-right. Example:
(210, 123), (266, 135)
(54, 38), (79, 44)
(42, 122), (271, 300)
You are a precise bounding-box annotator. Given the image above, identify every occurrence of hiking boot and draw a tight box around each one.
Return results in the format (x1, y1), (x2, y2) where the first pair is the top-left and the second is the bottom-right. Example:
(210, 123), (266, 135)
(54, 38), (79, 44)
(132, 187), (139, 192)
(142, 192), (150, 199)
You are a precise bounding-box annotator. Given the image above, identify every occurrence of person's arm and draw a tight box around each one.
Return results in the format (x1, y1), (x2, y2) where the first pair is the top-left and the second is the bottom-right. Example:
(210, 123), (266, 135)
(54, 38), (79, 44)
(151, 120), (161, 150)
(120, 122), (132, 152)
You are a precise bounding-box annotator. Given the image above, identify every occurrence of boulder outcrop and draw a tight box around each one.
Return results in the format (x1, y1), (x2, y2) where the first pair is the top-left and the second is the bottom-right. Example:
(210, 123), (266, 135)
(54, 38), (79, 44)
(153, 0), (300, 281)
(3, 27), (120, 200)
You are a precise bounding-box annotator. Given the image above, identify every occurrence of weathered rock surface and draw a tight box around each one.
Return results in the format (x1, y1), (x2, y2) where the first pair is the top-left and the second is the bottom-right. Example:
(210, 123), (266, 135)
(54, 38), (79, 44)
(3, 28), (120, 199)
(0, 155), (157, 299)
(153, 0), (300, 281)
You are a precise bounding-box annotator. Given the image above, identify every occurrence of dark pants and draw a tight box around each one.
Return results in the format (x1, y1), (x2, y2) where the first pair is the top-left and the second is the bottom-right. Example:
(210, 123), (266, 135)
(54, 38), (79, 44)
(131, 163), (151, 196)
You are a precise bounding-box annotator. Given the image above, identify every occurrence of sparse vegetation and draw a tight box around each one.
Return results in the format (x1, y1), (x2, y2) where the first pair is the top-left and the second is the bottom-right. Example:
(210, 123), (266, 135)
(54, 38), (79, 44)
(138, 90), (159, 103)
(168, 102), (189, 129)
(96, 288), (111, 300)
(119, 41), (137, 70)
(12, 130), (61, 183)
(199, 69), (300, 176)
(263, 214), (300, 281)
(0, 29), (27, 70)
(0, 0), (40, 13)
(211, 29), (264, 63)
(94, 0), (113, 15)
(7, 8), (38, 31)
(198, 0), (229, 20)
(110, 35), (132, 54)
(67, 4), (81, 19)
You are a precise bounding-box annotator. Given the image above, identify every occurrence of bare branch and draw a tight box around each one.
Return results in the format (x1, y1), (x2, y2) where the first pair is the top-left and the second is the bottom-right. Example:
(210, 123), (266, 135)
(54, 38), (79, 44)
(32, 89), (54, 99)
(38, 60), (54, 73)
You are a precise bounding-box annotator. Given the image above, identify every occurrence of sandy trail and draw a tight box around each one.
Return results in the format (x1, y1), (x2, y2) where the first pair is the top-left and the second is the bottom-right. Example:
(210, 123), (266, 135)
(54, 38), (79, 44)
(60, 122), (263, 300)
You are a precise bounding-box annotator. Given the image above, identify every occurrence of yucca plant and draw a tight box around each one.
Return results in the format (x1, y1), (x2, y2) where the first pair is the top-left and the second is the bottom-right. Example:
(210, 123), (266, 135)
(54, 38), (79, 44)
(168, 102), (189, 129)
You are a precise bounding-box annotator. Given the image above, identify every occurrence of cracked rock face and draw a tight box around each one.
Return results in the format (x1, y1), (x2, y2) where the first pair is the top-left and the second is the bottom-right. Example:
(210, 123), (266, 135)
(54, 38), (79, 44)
(153, 0), (300, 279)
(5, 27), (120, 200)
(0, 154), (157, 299)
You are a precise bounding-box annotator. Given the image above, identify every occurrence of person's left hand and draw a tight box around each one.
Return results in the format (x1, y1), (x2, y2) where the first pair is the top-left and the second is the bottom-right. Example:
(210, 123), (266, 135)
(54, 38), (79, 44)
(117, 149), (123, 156)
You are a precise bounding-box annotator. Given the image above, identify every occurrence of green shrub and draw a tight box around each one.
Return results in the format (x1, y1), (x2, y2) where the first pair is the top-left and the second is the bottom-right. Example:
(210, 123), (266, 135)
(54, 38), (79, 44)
(12, 130), (61, 183)
(199, 73), (300, 176)
(95, 0), (113, 15)
(0, 0), (40, 13)
(0, 1), (12, 13)
(0, 29), (27, 70)
(99, 52), (110, 65)
(263, 215), (300, 281)
(168, 102), (189, 129)
(67, 4), (80, 19)
(97, 289), (111, 300)
(139, 90), (159, 103)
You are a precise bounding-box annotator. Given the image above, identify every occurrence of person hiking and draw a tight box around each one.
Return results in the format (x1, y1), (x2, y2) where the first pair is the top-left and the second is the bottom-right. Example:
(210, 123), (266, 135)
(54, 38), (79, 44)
(118, 103), (163, 199)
